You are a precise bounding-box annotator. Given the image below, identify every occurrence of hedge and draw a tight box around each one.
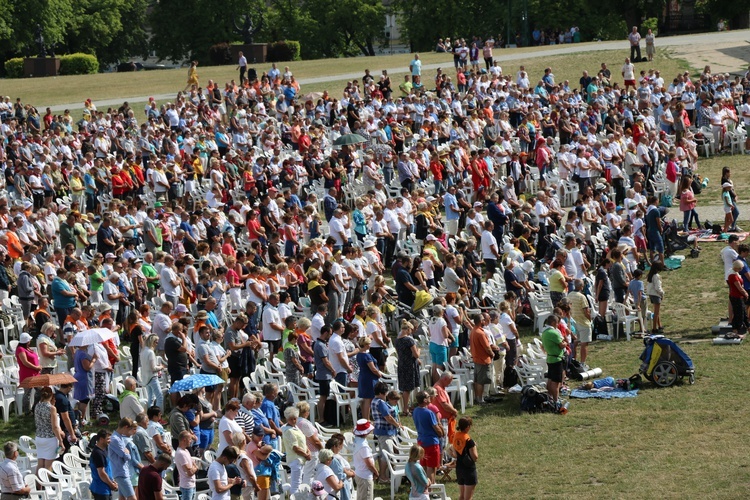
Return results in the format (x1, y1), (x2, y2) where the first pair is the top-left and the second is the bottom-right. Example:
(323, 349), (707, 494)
(267, 41), (301, 62)
(208, 43), (233, 66)
(59, 53), (99, 75)
(4, 58), (23, 78)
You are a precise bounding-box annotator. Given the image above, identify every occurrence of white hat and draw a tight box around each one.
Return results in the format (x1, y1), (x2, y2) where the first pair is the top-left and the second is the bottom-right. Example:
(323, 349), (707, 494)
(19, 332), (32, 344)
(175, 304), (190, 313)
(426, 234), (438, 241)
(503, 243), (514, 253)
(522, 261), (534, 272)
(363, 240), (376, 249)
(105, 253), (116, 259)
(23, 200), (33, 209)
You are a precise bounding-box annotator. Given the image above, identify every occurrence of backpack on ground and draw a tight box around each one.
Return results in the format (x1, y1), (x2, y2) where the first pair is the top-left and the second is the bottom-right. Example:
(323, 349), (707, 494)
(520, 385), (553, 413)
(592, 315), (608, 337)
(566, 358), (588, 380)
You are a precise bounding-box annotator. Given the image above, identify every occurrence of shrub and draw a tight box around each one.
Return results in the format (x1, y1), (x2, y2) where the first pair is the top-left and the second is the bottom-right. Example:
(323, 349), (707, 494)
(4, 57), (23, 78)
(208, 43), (233, 65)
(642, 17), (658, 35)
(267, 40), (301, 62)
(59, 53), (99, 75)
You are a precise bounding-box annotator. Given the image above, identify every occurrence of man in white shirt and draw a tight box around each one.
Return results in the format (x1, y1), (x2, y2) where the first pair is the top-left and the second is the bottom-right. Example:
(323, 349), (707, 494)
(328, 321), (351, 387)
(208, 446), (242, 500)
(628, 27), (641, 62)
(262, 293), (284, 360)
(153, 302), (174, 353)
(160, 255), (181, 307)
(309, 304), (326, 341)
(328, 209), (347, 250)
(103, 273), (123, 315)
(480, 220), (500, 280)
(237, 51), (247, 83)
(621, 57), (636, 92)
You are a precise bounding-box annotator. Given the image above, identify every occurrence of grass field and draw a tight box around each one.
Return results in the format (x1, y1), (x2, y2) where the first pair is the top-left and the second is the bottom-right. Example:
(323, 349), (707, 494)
(10, 47), (691, 112)
(5, 44), (748, 497)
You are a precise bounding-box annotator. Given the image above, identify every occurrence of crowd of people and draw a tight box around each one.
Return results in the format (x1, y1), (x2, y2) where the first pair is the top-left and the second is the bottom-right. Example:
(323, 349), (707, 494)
(0, 38), (748, 500)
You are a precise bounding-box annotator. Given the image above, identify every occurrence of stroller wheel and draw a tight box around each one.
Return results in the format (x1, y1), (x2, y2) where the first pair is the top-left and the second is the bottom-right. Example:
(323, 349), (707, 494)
(652, 361), (679, 387)
(689, 373), (695, 385)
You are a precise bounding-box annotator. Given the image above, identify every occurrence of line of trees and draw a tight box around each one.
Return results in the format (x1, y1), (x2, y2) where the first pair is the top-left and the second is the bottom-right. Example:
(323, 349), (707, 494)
(0, 0), (744, 67)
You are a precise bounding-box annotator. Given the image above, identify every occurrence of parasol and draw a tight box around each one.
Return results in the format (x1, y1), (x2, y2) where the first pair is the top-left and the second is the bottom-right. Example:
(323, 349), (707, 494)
(169, 374), (225, 393)
(69, 328), (117, 347)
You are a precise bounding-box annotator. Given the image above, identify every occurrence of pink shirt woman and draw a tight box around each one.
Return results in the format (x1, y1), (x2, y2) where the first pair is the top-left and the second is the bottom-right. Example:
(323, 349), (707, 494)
(17, 341), (41, 382)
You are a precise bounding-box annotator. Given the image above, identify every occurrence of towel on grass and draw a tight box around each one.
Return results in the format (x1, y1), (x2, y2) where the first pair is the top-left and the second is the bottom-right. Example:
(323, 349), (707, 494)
(570, 388), (639, 399)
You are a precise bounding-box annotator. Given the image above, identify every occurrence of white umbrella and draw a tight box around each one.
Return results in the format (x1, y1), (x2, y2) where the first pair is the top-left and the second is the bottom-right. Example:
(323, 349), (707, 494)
(69, 328), (117, 347)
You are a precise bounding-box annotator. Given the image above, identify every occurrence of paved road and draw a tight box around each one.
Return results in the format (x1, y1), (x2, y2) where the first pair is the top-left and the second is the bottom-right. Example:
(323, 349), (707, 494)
(48, 30), (750, 113)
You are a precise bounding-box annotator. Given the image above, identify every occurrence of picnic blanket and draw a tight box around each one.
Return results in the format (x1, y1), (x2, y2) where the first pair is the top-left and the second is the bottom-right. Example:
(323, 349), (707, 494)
(694, 231), (749, 243)
(570, 388), (639, 399)
(644, 256), (683, 271)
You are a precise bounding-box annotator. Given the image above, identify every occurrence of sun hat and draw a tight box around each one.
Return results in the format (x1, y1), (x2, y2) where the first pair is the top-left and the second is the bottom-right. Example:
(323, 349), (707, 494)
(175, 304), (189, 313)
(311, 481), (327, 497)
(19, 332), (32, 344)
(353, 419), (375, 436)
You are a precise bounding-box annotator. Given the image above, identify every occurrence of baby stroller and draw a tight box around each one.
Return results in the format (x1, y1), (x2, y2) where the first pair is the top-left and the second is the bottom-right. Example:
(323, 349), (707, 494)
(639, 334), (695, 387)
(382, 289), (434, 338)
(662, 218), (695, 258)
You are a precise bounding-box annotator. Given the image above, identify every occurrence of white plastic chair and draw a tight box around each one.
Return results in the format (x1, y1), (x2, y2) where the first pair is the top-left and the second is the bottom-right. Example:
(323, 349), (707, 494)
(329, 381), (361, 427)
(381, 450), (408, 500)
(611, 302), (640, 341)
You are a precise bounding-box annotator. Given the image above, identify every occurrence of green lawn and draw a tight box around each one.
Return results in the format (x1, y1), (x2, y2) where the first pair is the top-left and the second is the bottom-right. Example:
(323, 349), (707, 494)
(5, 44), (748, 497)
(10, 47), (690, 113)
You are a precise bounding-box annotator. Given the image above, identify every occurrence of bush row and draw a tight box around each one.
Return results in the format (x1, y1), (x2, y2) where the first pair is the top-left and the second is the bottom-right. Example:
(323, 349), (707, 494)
(4, 53), (99, 78)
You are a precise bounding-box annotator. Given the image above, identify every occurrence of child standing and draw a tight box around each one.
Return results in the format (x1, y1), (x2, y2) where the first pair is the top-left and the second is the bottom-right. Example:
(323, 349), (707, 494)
(679, 175), (700, 231)
(633, 210), (649, 265)
(723, 182), (735, 233)
(646, 262), (665, 333)
(728, 260), (748, 337)
(628, 269), (647, 334)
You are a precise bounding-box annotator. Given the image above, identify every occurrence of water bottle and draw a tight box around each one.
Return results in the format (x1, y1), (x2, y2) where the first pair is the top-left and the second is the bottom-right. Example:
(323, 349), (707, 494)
(702, 177), (709, 188)
(597, 334), (613, 341)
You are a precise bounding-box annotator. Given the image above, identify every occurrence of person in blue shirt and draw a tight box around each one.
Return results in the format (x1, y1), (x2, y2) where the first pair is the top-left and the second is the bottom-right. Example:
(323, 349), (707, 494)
(109, 418), (139, 500)
(412, 391), (444, 483)
(260, 384), (283, 450)
(50, 267), (78, 325)
(443, 185), (461, 237)
(90, 429), (119, 499)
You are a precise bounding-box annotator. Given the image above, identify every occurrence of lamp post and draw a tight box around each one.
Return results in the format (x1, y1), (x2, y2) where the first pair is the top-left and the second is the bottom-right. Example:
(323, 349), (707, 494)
(507, 0), (511, 48)
(521, 0), (529, 47)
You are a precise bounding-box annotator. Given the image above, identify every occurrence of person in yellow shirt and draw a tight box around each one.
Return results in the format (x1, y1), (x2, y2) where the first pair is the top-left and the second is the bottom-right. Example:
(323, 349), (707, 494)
(282, 406), (311, 495)
(399, 75), (413, 97)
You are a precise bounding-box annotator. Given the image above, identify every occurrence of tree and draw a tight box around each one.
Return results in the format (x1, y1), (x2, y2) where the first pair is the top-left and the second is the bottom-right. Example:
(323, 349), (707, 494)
(308, 0), (386, 56)
(8, 0), (73, 55)
(65, 0), (150, 65)
(150, 0), (268, 63)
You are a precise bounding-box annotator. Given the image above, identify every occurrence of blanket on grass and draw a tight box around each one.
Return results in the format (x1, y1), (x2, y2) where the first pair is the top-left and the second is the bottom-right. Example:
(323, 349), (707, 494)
(570, 388), (639, 399)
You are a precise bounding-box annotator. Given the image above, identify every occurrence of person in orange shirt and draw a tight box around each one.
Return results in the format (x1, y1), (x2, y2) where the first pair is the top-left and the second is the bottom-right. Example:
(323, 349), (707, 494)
(469, 313), (496, 405)
(5, 222), (23, 259)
